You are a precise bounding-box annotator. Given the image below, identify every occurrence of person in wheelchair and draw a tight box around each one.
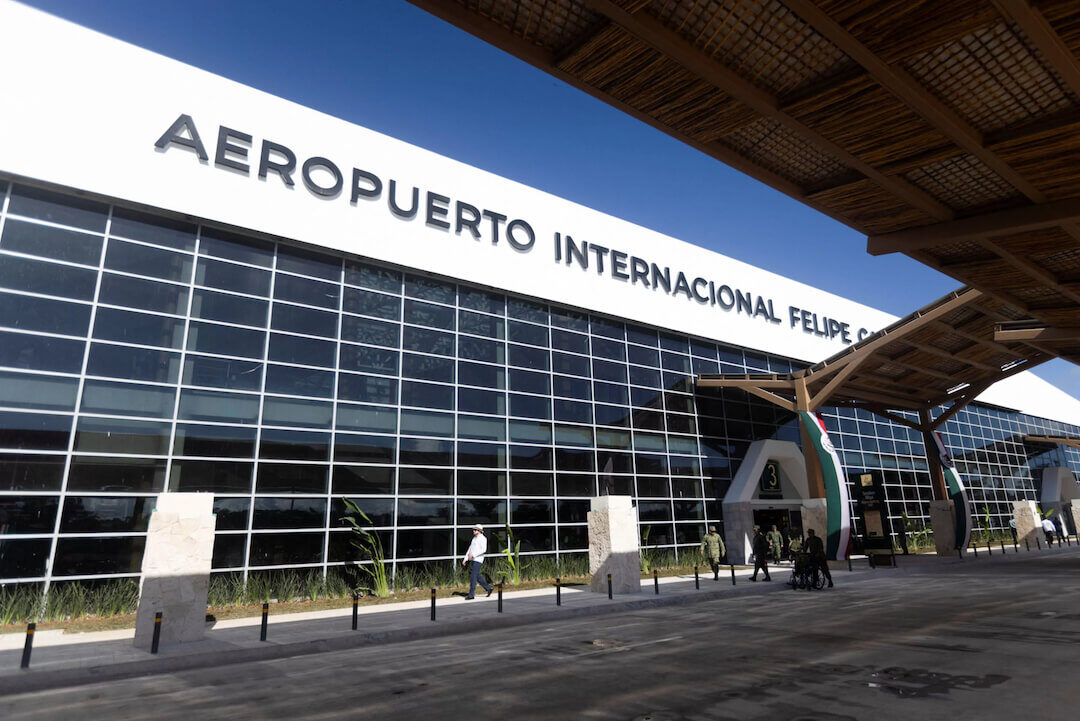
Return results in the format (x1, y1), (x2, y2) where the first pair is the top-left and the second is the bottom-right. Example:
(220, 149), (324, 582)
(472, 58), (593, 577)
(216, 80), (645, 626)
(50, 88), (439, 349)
(804, 528), (834, 588)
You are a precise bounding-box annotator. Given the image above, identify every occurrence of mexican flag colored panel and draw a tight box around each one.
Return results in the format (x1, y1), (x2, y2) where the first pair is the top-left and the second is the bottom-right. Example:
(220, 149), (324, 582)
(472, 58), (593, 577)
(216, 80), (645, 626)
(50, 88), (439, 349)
(798, 411), (851, 561)
(933, 431), (972, 550)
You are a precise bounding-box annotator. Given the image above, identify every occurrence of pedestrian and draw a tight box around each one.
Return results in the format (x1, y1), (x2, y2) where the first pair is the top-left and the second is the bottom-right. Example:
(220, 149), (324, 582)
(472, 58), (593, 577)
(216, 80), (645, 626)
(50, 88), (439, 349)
(767, 525), (783, 564)
(1042, 516), (1057, 547)
(461, 523), (493, 599)
(804, 528), (833, 588)
(1057, 516), (1068, 545)
(750, 526), (771, 582)
(1009, 518), (1017, 546)
(699, 525), (726, 580)
(788, 531), (803, 555)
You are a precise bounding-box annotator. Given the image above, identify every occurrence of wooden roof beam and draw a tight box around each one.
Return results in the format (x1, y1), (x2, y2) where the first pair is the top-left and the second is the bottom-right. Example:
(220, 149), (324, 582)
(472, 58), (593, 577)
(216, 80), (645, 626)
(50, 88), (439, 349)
(1026, 435), (1080, 450)
(994, 326), (1080, 343)
(994, 0), (1080, 98)
(929, 319), (1016, 356)
(578, 0), (953, 221)
(782, 0), (1046, 204)
(872, 356), (956, 382)
(895, 339), (1002, 373)
(869, 197), (1080, 255)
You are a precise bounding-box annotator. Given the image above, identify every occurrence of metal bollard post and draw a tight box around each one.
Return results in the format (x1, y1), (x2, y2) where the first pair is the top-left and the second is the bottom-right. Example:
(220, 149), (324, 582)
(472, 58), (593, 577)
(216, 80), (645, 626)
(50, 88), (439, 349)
(987, 542), (992, 556)
(352, 593), (358, 631)
(20, 622), (35, 669)
(1025, 539), (1030, 551)
(694, 566), (699, 590)
(972, 544), (978, 558)
(497, 583), (503, 613)
(1068, 536), (1073, 547)
(653, 569), (659, 595)
(1000, 539), (1006, 554)
(260, 603), (268, 642)
(607, 573), (612, 600)
(556, 578), (561, 606)
(730, 565), (736, 586)
(957, 547), (963, 560)
(1037, 537), (1042, 550)
(151, 612), (162, 654)
(1014, 540), (1018, 552)
(430, 589), (436, 622)
(847, 556), (853, 572)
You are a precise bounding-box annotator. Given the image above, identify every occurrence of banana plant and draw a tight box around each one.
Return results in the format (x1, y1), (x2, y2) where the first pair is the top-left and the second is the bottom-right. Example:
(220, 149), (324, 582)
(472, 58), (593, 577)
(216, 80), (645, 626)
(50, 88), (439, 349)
(501, 523), (524, 585)
(341, 498), (390, 597)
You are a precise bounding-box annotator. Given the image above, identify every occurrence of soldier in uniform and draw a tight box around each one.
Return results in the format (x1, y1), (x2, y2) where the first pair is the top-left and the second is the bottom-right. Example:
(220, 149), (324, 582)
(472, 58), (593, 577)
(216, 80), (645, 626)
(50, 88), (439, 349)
(750, 526), (771, 581)
(788, 530), (803, 554)
(767, 525), (784, 564)
(699, 525), (726, 580)
(804, 528), (834, 588)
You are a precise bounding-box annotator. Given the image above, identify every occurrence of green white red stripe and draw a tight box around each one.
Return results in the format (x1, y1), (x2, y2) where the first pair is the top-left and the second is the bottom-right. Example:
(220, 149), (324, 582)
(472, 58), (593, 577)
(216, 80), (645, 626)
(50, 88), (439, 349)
(933, 432), (971, 550)
(799, 411), (851, 560)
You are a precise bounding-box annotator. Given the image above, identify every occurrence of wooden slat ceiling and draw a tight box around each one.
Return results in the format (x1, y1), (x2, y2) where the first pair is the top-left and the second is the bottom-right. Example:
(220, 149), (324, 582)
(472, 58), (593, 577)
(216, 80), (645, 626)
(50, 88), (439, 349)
(697, 286), (1055, 414)
(409, 0), (1080, 364)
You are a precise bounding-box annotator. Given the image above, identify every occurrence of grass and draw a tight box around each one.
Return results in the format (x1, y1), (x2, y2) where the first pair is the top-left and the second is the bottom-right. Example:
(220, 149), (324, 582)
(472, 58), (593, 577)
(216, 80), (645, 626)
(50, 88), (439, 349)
(0, 552), (742, 634)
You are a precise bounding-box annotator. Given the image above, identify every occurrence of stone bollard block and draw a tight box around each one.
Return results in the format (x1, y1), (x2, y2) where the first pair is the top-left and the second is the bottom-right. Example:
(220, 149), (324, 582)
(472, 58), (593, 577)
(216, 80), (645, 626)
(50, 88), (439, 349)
(588, 495), (640, 595)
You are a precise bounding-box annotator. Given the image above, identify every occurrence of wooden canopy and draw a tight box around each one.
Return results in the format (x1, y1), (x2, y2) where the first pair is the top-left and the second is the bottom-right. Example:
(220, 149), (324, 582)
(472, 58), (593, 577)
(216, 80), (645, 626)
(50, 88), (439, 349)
(697, 285), (1053, 428)
(410, 0), (1080, 361)
(1027, 434), (1080, 450)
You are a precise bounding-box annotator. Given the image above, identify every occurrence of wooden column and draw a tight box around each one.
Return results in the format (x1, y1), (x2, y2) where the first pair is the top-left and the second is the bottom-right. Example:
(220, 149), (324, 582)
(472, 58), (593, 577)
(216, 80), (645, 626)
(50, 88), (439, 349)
(919, 408), (948, 502)
(796, 378), (826, 499)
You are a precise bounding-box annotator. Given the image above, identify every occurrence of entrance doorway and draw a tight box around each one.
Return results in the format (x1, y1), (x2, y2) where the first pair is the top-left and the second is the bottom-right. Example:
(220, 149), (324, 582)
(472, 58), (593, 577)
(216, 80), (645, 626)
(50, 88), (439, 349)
(752, 508), (803, 559)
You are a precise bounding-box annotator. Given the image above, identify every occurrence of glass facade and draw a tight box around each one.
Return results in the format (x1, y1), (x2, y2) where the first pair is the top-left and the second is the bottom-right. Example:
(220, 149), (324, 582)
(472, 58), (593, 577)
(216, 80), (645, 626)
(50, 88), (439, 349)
(1, 177), (1079, 585)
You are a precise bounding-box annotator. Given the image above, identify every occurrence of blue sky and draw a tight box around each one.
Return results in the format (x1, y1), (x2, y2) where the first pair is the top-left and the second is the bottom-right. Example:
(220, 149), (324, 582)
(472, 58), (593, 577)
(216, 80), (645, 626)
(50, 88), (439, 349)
(20, 0), (1080, 397)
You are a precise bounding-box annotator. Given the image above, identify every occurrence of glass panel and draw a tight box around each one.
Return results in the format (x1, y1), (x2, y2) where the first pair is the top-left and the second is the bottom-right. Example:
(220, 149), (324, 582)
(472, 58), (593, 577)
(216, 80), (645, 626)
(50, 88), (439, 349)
(398, 468), (453, 495)
(510, 445), (553, 470)
(330, 497), (394, 527)
(332, 465), (395, 495)
(169, 460), (252, 492)
(212, 535), (246, 568)
(274, 273), (339, 309)
(511, 499), (553, 523)
(456, 499), (506, 525)
(345, 261), (400, 293)
(0, 496), (58, 533)
(267, 333), (334, 367)
(336, 403), (397, 433)
(105, 239), (192, 282)
(259, 428), (330, 461)
(0, 539), (50, 577)
(510, 369), (549, 394)
(99, 273), (189, 315)
(458, 415), (506, 441)
(551, 352), (589, 377)
(457, 470), (506, 496)
(458, 310), (504, 339)
(334, 434), (396, 464)
(0, 292), (91, 336)
(67, 457), (167, 492)
(509, 394), (550, 420)
(508, 321), (548, 346)
(458, 287), (504, 314)
(182, 355), (263, 391)
(75, 417), (171, 455)
(554, 376), (591, 401)
(52, 537), (146, 576)
(81, 380), (175, 417)
(343, 287), (399, 319)
(256, 464), (328, 493)
(458, 337), (504, 364)
(404, 300), (454, 330)
(0, 254), (97, 300)
(458, 441), (507, 468)
(109, 207), (196, 251)
(186, 322), (265, 358)
(199, 227), (274, 267)
(173, 423), (257, 457)
(399, 437), (453, 465)
(0, 411), (71, 450)
(401, 381), (454, 410)
(0, 219), (102, 265)
(60, 496), (153, 532)
(337, 373), (398, 404)
(509, 345), (549, 371)
(400, 410), (454, 438)
(0, 331), (83, 373)
(507, 298), (547, 323)
(264, 364), (334, 397)
(397, 499), (452, 526)
(195, 257), (271, 296)
(9, 186), (108, 230)
(395, 529), (452, 557)
(178, 389), (260, 423)
(458, 388), (505, 415)
(402, 353), (454, 383)
(0, 371), (78, 410)
(340, 316), (399, 348)
(458, 361), (504, 389)
(249, 532), (323, 565)
(558, 499), (590, 523)
(277, 245), (341, 281)
(86, 343), (180, 383)
(339, 345), (398, 376)
(191, 289), (267, 326)
(93, 308), (183, 348)
(252, 498), (327, 529)
(261, 397), (333, 428)
(405, 275), (454, 304)
(551, 329), (589, 354)
(402, 327), (454, 356)
(0, 454), (65, 491)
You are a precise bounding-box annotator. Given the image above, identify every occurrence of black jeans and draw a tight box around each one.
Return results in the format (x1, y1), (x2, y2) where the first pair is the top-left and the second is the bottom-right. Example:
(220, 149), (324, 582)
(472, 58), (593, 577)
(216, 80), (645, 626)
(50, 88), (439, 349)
(752, 557), (770, 580)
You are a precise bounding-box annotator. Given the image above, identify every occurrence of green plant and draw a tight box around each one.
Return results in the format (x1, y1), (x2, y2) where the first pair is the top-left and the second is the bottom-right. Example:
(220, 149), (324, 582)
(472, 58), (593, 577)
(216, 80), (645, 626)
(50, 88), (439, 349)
(0, 584), (43, 625)
(340, 499), (391, 597)
(639, 525), (654, 573)
(500, 523), (524, 585)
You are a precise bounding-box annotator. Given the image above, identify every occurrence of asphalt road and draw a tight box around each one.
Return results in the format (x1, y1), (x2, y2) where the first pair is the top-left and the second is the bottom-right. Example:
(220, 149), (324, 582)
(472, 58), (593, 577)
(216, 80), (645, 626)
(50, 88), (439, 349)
(4, 553), (1080, 721)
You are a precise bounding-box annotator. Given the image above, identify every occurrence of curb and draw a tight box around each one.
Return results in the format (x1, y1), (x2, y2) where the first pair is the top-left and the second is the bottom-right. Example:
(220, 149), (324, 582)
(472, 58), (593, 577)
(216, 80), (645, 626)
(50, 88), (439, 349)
(0, 581), (787, 696)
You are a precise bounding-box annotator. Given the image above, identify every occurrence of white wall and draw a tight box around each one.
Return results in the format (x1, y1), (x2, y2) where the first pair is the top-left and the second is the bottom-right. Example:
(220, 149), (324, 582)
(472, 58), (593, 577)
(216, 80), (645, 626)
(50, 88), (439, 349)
(1, 0), (1078, 425)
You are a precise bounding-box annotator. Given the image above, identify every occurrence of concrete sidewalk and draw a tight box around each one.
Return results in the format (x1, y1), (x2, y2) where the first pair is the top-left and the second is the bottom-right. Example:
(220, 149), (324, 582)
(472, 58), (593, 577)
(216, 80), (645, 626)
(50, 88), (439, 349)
(0, 564), (813, 692)
(3, 544), (1073, 695)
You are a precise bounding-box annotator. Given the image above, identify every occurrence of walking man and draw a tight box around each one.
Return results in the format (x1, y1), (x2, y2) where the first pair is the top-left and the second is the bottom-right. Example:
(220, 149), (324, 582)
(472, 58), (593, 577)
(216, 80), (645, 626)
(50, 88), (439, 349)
(700, 525), (726, 580)
(805, 528), (833, 588)
(462, 523), (493, 599)
(1042, 516), (1057, 547)
(767, 525), (784, 564)
(750, 526), (771, 582)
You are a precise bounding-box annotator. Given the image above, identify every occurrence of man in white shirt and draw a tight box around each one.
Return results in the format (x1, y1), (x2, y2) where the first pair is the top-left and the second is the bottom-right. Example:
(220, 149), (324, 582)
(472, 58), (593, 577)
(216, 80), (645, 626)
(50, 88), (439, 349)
(462, 524), (494, 600)
(1042, 517), (1057, 547)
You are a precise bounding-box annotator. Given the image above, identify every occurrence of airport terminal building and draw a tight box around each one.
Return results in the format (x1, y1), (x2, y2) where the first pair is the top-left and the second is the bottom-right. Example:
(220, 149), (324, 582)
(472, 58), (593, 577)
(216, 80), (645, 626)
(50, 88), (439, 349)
(1, 3), (1079, 588)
